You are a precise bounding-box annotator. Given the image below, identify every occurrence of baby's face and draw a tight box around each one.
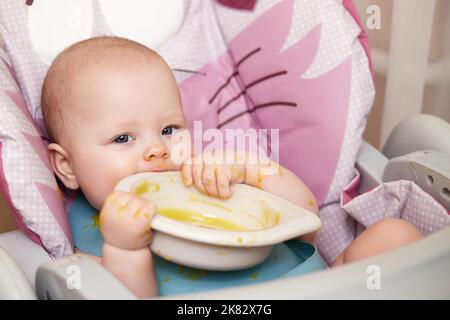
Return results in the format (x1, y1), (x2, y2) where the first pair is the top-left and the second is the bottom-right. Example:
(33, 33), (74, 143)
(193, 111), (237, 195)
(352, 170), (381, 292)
(61, 61), (190, 209)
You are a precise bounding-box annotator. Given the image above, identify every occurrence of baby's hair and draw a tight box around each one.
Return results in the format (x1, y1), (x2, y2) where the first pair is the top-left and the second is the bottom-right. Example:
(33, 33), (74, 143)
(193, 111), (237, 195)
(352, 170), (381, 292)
(41, 36), (163, 143)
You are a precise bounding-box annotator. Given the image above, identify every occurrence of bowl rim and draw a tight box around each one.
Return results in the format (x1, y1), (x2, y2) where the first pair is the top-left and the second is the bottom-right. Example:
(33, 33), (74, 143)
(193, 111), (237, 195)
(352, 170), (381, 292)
(115, 171), (322, 247)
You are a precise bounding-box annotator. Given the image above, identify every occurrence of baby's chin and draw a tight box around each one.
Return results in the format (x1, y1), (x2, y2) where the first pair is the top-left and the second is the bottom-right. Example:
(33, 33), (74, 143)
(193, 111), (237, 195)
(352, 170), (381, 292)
(87, 196), (103, 211)
(83, 187), (116, 211)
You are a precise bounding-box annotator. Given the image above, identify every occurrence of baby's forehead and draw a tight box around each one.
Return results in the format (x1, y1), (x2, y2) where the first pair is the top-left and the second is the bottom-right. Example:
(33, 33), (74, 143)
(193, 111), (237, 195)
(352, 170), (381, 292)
(50, 39), (166, 104)
(42, 37), (172, 144)
(55, 41), (162, 78)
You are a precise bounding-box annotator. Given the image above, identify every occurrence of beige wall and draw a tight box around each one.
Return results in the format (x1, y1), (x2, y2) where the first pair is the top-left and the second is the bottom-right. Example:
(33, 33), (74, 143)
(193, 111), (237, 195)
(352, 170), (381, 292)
(0, 191), (16, 233)
(360, 0), (450, 148)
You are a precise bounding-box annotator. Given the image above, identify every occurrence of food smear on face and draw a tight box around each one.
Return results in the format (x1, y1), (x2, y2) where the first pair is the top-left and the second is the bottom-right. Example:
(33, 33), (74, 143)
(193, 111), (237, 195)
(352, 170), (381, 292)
(157, 208), (247, 231)
(133, 180), (160, 195)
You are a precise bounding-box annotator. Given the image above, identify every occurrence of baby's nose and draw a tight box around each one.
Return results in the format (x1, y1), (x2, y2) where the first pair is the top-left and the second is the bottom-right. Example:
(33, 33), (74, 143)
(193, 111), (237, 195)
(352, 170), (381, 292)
(144, 143), (169, 161)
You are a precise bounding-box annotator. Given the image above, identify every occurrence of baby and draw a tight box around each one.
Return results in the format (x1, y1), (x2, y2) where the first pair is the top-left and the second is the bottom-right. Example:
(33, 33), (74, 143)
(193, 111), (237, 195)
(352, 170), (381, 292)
(41, 36), (422, 299)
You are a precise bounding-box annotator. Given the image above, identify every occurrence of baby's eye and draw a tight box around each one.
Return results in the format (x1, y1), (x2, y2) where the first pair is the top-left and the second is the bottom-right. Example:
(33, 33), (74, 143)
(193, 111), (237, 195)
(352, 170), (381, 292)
(161, 125), (179, 136)
(113, 134), (134, 144)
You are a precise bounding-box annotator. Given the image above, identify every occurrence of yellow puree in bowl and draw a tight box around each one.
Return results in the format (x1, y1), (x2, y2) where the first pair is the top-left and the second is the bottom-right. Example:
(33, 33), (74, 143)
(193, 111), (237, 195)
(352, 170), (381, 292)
(132, 179), (280, 231)
(157, 208), (247, 231)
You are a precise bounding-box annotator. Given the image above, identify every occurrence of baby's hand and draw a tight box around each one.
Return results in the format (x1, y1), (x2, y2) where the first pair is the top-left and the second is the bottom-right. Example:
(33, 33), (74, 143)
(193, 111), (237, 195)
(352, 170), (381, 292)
(181, 151), (247, 199)
(99, 191), (156, 251)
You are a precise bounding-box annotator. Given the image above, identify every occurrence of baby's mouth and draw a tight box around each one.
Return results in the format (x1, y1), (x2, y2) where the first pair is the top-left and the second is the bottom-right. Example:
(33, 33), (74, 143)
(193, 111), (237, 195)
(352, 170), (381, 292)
(141, 161), (171, 173)
(148, 164), (170, 172)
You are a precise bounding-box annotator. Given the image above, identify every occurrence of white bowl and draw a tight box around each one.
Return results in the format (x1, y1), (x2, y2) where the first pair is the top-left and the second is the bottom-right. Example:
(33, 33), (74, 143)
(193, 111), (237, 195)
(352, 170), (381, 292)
(115, 171), (321, 271)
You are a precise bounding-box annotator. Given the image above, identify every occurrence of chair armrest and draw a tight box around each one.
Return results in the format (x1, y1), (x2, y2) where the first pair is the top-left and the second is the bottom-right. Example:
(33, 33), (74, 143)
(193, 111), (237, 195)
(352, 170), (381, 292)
(357, 140), (450, 210)
(0, 245), (36, 299)
(383, 113), (450, 159)
(35, 254), (137, 300)
(384, 150), (450, 210)
(0, 230), (52, 286)
(356, 141), (389, 194)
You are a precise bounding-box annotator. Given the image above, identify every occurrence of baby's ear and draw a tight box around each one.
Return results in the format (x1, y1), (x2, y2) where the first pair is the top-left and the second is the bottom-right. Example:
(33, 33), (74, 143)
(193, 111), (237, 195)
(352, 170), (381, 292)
(47, 143), (79, 190)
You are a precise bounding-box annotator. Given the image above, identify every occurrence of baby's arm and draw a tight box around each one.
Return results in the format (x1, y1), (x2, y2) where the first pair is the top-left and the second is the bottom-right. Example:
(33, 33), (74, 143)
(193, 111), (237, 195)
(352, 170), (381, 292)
(99, 192), (158, 299)
(242, 161), (319, 215)
(181, 152), (319, 241)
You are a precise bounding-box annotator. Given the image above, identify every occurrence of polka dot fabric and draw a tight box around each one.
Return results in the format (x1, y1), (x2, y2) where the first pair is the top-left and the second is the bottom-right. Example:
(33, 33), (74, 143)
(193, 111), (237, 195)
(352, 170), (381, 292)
(177, 0), (374, 264)
(0, 45), (73, 258)
(342, 181), (450, 236)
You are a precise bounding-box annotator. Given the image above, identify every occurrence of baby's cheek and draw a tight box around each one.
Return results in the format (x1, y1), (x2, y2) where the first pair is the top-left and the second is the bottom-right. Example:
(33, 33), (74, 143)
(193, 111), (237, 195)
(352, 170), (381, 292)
(92, 167), (133, 208)
(105, 166), (133, 190)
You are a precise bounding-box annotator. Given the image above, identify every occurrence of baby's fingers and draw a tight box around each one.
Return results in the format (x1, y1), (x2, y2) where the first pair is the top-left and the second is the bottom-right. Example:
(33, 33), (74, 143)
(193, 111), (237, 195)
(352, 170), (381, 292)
(193, 156), (207, 195)
(216, 166), (232, 199)
(141, 201), (157, 219)
(125, 196), (153, 219)
(202, 164), (219, 197)
(104, 191), (133, 213)
(181, 158), (193, 186)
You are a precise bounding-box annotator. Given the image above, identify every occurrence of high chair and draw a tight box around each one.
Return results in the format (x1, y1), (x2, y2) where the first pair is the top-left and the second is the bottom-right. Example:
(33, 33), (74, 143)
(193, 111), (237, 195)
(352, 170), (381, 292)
(0, 0), (449, 299)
